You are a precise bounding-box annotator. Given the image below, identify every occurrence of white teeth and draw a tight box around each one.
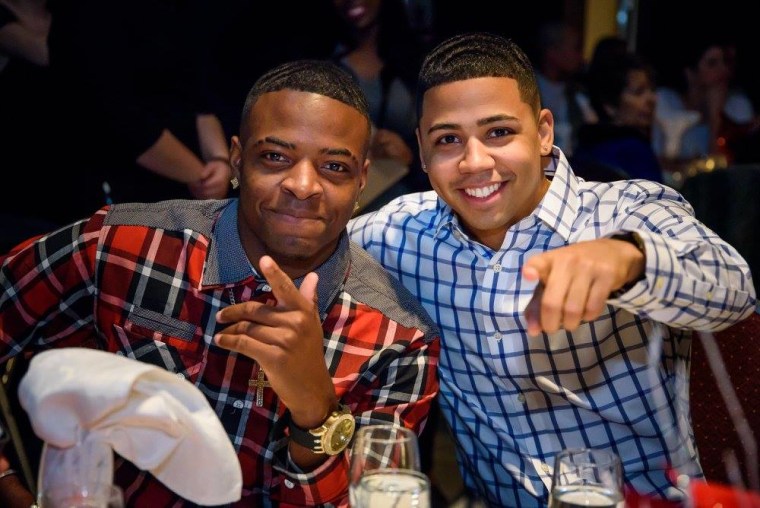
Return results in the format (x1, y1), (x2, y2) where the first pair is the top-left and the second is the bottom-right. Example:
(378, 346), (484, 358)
(464, 183), (500, 198)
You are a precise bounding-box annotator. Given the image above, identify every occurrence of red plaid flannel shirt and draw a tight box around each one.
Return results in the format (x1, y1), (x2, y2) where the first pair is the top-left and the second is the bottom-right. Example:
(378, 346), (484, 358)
(0, 199), (440, 506)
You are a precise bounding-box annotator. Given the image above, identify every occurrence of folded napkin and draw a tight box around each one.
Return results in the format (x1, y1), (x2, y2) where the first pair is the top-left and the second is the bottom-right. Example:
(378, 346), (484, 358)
(18, 348), (242, 506)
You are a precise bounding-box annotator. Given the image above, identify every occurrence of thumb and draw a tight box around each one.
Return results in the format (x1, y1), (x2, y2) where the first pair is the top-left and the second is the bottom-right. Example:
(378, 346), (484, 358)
(300, 272), (319, 307)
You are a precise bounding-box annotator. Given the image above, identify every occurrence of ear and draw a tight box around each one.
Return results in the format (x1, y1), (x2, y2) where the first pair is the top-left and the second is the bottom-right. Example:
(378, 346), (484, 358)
(358, 158), (369, 194)
(230, 136), (242, 179)
(415, 127), (427, 172)
(538, 108), (554, 156)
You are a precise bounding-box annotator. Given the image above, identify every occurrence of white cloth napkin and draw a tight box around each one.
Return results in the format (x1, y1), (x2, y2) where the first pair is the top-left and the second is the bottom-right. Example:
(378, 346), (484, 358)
(18, 348), (242, 506)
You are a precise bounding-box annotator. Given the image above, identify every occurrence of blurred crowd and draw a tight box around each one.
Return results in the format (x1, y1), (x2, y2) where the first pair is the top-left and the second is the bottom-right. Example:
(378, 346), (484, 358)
(2, 1), (758, 248)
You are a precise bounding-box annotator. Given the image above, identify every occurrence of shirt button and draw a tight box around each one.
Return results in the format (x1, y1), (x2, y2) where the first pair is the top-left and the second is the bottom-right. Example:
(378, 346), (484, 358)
(233, 400), (244, 409)
(261, 284), (272, 292)
(284, 479), (295, 489)
(517, 394), (526, 404)
(493, 331), (502, 341)
(541, 463), (551, 473)
(493, 263), (502, 272)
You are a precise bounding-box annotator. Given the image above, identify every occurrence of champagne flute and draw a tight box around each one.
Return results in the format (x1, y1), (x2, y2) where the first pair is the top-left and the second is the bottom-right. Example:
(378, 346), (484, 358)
(37, 434), (123, 508)
(349, 424), (429, 508)
(549, 448), (623, 508)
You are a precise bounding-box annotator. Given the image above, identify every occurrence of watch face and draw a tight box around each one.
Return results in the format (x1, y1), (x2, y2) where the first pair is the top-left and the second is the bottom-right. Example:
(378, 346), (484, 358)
(324, 414), (356, 454)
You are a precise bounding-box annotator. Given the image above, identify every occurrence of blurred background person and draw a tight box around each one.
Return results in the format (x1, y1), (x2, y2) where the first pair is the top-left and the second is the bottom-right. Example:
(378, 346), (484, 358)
(718, 37), (760, 163)
(0, 0), (48, 67)
(329, 0), (431, 210)
(652, 36), (757, 163)
(42, 0), (231, 225)
(533, 20), (597, 157)
(0, 0), (56, 252)
(574, 51), (662, 182)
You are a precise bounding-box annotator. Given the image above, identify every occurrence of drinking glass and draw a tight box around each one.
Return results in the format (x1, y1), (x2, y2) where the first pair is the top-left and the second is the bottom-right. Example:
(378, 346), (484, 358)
(549, 448), (623, 508)
(37, 437), (123, 508)
(39, 484), (124, 508)
(354, 468), (430, 508)
(349, 424), (428, 508)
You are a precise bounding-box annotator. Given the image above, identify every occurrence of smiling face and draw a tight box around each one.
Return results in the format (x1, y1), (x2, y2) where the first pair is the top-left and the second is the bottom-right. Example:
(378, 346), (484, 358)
(416, 76), (553, 250)
(231, 89), (369, 278)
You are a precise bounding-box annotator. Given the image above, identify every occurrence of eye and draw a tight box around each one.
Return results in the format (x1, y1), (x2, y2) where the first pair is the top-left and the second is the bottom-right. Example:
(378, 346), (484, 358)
(435, 133), (460, 145)
(323, 161), (349, 173)
(488, 127), (513, 139)
(263, 152), (288, 163)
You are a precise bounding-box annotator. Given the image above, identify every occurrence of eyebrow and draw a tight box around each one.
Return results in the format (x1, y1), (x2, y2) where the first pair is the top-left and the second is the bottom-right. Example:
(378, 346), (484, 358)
(255, 136), (295, 149)
(427, 114), (518, 135)
(255, 137), (358, 163)
(321, 147), (357, 163)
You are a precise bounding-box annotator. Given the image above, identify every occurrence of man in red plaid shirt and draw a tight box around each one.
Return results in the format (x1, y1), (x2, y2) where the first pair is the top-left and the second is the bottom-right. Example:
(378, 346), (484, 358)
(0, 60), (440, 507)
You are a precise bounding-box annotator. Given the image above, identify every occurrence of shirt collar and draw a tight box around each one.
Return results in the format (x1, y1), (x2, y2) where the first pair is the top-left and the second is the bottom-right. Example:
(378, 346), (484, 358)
(204, 199), (350, 319)
(533, 146), (579, 242)
(432, 198), (458, 238)
(431, 146), (580, 244)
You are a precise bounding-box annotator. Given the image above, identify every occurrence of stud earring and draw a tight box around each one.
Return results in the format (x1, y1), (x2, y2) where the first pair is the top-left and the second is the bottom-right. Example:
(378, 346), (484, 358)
(230, 177), (239, 189)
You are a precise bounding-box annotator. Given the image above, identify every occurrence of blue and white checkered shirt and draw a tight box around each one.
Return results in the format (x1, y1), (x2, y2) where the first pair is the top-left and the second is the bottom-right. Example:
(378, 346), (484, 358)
(348, 148), (756, 507)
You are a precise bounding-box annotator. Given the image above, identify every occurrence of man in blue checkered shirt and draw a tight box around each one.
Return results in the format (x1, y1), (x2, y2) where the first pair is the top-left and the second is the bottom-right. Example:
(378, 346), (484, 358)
(348, 32), (756, 507)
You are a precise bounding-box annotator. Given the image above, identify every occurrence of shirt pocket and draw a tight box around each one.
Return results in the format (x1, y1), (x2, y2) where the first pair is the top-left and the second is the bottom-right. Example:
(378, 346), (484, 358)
(112, 306), (206, 381)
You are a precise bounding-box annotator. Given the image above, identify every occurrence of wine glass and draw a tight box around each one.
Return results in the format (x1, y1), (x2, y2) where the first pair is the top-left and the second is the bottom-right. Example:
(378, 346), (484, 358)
(549, 448), (623, 508)
(349, 424), (429, 508)
(37, 435), (124, 508)
(39, 483), (124, 508)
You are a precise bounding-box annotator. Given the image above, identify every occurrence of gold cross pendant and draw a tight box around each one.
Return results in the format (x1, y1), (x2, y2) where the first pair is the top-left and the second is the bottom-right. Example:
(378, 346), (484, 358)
(248, 369), (271, 407)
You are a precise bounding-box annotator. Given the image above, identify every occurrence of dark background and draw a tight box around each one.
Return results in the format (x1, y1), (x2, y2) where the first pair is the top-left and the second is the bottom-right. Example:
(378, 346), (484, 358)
(432, 0), (759, 108)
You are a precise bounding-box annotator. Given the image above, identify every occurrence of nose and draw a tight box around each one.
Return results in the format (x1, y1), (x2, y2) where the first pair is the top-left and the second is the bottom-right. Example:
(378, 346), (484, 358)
(282, 159), (322, 200)
(458, 137), (495, 174)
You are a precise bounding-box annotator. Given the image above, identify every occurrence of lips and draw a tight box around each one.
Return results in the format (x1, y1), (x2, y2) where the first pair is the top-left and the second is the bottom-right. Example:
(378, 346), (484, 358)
(264, 207), (323, 226)
(275, 210), (320, 220)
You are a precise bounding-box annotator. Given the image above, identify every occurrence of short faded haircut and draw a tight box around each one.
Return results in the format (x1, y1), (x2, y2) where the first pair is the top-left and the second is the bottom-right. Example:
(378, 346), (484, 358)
(240, 59), (372, 146)
(416, 32), (542, 120)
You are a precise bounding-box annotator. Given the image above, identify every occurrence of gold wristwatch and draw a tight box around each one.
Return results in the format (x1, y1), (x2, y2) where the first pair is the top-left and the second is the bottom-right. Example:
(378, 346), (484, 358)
(288, 403), (355, 455)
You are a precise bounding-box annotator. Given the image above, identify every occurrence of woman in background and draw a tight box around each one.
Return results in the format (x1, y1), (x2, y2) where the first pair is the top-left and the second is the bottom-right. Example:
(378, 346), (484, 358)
(574, 52), (662, 182)
(330, 0), (430, 209)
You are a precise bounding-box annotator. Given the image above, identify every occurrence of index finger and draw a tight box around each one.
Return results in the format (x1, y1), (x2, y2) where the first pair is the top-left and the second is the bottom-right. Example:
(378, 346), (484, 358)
(522, 252), (552, 283)
(258, 255), (300, 307)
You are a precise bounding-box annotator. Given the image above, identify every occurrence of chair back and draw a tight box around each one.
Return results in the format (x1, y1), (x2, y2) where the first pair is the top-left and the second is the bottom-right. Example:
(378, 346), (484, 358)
(690, 311), (760, 490)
